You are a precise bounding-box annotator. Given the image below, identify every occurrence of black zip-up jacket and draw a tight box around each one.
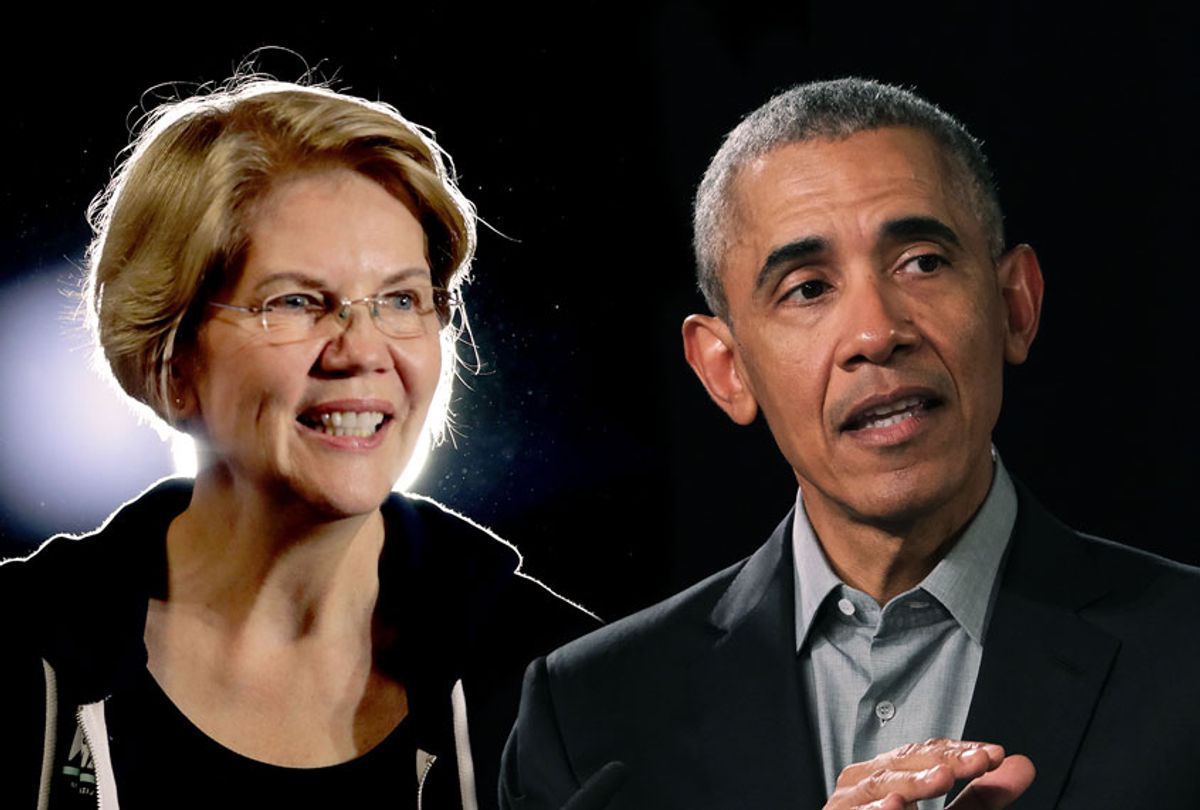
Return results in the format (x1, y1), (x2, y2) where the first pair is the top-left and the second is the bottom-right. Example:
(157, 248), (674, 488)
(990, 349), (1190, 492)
(0, 478), (597, 809)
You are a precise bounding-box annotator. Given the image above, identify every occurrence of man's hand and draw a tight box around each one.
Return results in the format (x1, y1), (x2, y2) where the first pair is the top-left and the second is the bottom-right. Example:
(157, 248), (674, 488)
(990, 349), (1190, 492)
(823, 738), (1036, 810)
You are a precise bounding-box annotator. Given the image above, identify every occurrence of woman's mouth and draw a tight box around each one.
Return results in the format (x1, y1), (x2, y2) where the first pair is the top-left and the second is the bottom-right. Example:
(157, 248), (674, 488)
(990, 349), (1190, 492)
(296, 410), (390, 438)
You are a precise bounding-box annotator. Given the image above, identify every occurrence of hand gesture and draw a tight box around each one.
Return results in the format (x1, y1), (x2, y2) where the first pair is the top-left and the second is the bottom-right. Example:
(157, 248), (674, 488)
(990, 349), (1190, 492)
(823, 738), (1035, 810)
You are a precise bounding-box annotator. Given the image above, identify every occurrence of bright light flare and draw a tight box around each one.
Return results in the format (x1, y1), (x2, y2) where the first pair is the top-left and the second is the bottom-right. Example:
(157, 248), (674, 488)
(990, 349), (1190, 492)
(0, 268), (175, 537)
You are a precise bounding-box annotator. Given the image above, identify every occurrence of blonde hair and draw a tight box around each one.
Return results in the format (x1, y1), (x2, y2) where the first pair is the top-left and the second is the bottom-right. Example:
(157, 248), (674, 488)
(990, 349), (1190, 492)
(84, 77), (477, 430)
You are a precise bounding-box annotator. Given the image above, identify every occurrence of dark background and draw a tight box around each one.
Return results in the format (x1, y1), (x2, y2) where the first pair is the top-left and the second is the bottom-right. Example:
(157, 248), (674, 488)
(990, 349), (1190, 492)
(2, 3), (1196, 621)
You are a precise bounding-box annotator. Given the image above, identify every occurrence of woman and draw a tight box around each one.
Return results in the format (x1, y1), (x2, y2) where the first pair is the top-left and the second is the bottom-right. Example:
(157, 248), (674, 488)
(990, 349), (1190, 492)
(0, 78), (595, 809)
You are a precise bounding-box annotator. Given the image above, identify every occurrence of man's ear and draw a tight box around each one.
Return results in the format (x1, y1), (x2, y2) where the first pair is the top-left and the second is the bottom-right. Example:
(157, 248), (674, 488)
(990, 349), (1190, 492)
(682, 314), (758, 425)
(997, 244), (1044, 365)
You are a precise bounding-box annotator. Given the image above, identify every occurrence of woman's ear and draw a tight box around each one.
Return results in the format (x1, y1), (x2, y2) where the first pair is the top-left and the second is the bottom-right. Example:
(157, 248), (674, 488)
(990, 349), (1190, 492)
(165, 351), (199, 425)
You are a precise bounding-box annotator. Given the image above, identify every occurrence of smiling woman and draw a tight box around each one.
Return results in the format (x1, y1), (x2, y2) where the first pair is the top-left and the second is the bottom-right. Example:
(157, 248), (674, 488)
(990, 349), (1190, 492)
(0, 77), (596, 810)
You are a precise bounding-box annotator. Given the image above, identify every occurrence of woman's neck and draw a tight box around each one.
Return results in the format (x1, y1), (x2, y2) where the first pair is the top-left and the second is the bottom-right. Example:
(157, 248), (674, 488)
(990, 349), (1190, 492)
(162, 466), (387, 644)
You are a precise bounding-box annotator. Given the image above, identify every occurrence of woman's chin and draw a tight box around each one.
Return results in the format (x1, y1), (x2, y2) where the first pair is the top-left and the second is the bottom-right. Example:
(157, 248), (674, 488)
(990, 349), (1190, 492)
(281, 471), (403, 520)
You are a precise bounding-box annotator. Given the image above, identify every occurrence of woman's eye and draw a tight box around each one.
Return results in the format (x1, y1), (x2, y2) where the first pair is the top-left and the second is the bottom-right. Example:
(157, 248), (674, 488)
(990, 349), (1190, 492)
(380, 290), (418, 311)
(270, 292), (324, 312)
(785, 279), (832, 301)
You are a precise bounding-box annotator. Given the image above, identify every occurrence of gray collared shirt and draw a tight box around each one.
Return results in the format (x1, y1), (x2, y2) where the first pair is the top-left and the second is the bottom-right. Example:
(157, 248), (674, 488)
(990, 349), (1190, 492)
(793, 457), (1016, 810)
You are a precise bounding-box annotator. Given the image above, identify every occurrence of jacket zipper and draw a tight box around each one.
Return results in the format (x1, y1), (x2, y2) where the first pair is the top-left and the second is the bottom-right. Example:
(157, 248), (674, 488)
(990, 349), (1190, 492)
(76, 706), (103, 810)
(77, 702), (119, 810)
(417, 750), (437, 810)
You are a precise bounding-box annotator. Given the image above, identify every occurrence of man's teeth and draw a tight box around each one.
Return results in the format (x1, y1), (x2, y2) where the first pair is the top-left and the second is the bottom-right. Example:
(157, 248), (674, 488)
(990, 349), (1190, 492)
(859, 396), (924, 428)
(315, 411), (386, 437)
(865, 411), (912, 429)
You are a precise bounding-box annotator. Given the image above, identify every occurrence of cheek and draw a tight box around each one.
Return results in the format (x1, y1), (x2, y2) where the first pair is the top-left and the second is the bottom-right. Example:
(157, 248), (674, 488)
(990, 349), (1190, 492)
(398, 338), (445, 410)
(194, 346), (304, 437)
(756, 319), (835, 394)
(741, 329), (833, 442)
(937, 298), (1008, 419)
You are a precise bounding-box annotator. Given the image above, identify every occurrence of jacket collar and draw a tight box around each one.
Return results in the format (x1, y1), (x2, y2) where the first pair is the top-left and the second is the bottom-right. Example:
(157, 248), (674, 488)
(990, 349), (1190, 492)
(703, 482), (1121, 809)
(959, 481), (1119, 806)
(11, 479), (523, 710)
(21, 478), (187, 704)
(700, 510), (828, 808)
(708, 511), (794, 637)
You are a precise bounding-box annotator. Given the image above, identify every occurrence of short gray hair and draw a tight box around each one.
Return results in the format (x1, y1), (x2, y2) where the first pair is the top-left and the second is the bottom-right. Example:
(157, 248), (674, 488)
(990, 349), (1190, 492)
(693, 78), (1004, 319)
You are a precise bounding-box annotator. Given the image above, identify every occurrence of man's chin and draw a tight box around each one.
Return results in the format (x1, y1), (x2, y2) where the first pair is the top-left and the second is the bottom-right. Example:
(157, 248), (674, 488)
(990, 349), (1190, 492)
(844, 462), (993, 536)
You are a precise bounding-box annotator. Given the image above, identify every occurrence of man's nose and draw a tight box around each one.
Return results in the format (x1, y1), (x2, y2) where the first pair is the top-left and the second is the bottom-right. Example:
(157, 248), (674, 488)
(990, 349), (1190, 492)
(835, 277), (921, 369)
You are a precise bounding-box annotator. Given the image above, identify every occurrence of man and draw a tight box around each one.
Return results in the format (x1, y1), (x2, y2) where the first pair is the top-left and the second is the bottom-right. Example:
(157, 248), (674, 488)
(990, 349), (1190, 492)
(500, 79), (1200, 809)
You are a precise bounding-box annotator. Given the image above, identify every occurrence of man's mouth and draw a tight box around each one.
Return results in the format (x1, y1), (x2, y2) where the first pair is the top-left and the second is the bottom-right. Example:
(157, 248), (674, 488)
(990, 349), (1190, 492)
(296, 410), (390, 438)
(841, 395), (941, 432)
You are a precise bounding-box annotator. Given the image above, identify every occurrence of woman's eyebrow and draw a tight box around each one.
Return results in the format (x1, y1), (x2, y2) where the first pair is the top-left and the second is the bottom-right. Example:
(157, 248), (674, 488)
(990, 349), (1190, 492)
(249, 267), (432, 294)
(380, 267), (434, 287)
(251, 271), (327, 294)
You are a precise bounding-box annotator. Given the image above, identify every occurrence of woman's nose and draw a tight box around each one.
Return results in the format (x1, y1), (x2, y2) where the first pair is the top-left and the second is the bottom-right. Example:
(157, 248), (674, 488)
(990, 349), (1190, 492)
(316, 300), (391, 374)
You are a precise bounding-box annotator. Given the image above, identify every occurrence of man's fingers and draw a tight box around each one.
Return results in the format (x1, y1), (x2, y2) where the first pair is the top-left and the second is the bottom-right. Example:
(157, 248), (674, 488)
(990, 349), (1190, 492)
(837, 739), (1004, 789)
(852, 795), (915, 810)
(947, 755), (1036, 810)
(826, 763), (955, 809)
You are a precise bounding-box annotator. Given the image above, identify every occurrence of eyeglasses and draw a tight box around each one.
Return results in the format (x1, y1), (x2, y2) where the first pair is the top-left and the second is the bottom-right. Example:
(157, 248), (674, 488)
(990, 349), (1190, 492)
(209, 286), (458, 344)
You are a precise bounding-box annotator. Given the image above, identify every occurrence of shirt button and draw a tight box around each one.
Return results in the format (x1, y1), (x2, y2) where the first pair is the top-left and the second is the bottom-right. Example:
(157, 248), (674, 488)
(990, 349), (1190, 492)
(875, 700), (896, 723)
(837, 598), (855, 616)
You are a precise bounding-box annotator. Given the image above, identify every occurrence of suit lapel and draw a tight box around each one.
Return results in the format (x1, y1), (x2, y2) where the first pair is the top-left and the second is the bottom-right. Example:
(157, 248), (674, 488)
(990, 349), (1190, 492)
(960, 487), (1119, 807)
(697, 510), (827, 809)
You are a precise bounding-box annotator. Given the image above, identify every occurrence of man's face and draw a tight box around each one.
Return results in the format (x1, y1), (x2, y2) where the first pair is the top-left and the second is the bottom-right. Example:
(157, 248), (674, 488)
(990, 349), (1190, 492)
(688, 127), (1040, 532)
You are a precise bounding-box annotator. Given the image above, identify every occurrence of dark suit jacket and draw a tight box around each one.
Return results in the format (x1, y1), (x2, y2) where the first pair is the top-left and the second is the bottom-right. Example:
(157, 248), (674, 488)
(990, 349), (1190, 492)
(500, 486), (1200, 809)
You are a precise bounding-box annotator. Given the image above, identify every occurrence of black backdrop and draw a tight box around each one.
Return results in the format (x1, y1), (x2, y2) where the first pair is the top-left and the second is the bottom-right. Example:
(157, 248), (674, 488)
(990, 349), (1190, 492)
(3, 3), (1196, 621)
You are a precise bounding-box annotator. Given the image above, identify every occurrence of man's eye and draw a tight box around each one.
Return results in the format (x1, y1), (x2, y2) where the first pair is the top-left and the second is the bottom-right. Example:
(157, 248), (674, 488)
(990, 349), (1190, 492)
(268, 292), (324, 312)
(904, 254), (946, 274)
(785, 279), (832, 301)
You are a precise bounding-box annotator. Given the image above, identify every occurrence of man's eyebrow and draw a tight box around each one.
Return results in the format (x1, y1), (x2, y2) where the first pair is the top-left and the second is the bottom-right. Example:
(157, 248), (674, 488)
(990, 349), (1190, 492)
(755, 236), (829, 293)
(881, 216), (962, 249)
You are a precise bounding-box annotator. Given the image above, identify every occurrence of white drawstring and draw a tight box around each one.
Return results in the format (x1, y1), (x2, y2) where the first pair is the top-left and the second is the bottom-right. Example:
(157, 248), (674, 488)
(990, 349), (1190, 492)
(450, 679), (479, 810)
(37, 660), (58, 810)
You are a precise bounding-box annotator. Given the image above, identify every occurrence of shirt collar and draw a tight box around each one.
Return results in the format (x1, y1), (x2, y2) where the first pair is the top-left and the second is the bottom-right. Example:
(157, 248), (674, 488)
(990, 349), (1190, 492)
(792, 452), (1017, 651)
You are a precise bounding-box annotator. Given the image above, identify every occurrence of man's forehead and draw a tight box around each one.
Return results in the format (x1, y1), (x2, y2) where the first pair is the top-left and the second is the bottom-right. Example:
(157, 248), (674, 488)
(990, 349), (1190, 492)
(738, 128), (950, 207)
(726, 127), (981, 254)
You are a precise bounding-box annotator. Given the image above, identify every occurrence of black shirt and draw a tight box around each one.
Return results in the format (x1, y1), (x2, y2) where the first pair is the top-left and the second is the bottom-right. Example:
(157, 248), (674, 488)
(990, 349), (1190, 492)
(101, 667), (417, 810)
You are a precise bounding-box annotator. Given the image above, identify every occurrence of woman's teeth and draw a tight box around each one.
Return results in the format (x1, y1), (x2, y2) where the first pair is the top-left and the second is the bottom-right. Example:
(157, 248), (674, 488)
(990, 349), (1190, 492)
(314, 411), (386, 437)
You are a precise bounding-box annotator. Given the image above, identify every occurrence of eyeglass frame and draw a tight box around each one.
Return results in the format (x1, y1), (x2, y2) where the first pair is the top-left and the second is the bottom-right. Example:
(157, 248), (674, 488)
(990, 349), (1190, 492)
(208, 286), (460, 343)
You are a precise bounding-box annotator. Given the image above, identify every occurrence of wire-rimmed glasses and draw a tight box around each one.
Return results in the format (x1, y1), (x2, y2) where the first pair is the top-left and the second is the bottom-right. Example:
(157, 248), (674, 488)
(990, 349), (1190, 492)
(209, 286), (459, 344)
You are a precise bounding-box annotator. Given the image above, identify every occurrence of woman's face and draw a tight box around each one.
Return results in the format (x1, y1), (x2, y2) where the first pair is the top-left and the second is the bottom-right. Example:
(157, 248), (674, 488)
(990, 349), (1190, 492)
(182, 167), (443, 518)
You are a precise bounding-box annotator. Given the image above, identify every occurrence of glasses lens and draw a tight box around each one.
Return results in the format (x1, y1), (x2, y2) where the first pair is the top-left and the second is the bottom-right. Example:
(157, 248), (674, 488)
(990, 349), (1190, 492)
(262, 292), (326, 344)
(256, 288), (455, 342)
(374, 288), (442, 337)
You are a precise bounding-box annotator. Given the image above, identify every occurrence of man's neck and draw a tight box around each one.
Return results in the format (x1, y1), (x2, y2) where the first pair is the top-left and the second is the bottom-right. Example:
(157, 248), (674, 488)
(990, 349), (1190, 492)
(802, 462), (996, 606)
